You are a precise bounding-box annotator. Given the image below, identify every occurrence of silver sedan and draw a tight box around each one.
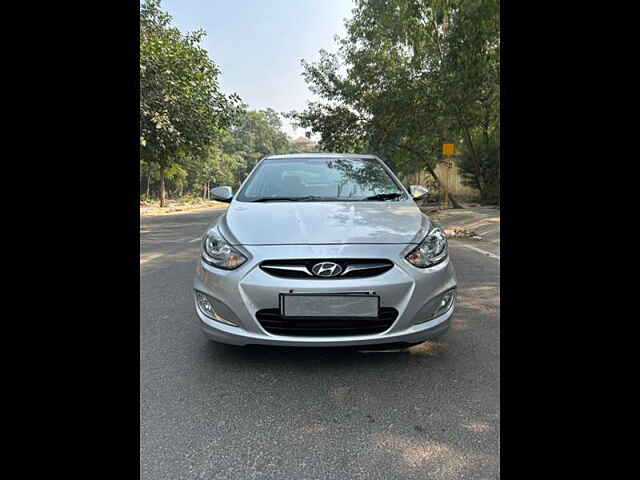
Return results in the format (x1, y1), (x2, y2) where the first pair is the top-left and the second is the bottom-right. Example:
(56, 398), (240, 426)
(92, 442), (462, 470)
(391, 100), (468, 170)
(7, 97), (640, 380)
(193, 153), (456, 347)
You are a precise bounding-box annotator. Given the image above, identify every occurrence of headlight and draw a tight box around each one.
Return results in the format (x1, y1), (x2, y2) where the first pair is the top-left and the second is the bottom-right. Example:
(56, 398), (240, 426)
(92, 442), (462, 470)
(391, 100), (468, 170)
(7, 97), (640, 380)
(406, 227), (448, 267)
(201, 228), (247, 269)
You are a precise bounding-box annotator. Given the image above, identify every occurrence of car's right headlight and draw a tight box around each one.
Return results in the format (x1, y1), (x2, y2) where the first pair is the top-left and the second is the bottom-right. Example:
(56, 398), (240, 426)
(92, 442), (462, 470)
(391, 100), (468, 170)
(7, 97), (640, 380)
(201, 228), (247, 269)
(406, 226), (448, 268)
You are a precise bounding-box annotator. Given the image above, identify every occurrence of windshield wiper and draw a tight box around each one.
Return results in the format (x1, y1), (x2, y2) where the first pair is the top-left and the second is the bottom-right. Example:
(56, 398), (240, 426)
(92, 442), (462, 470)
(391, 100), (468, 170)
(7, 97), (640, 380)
(360, 192), (403, 201)
(250, 196), (321, 202)
(250, 194), (399, 202)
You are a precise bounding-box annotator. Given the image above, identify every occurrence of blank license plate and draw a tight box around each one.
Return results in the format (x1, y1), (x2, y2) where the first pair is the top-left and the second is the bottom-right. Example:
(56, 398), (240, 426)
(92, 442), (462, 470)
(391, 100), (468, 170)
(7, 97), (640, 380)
(281, 294), (379, 318)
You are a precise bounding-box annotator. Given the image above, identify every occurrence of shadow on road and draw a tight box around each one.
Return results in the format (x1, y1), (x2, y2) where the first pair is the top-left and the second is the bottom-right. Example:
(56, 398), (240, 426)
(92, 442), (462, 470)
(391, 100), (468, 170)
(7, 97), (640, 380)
(203, 339), (449, 368)
(141, 225), (500, 479)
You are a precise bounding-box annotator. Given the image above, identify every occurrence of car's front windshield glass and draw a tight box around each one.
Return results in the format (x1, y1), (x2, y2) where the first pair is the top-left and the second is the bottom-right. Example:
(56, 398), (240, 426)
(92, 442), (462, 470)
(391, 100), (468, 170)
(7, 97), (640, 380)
(235, 157), (405, 202)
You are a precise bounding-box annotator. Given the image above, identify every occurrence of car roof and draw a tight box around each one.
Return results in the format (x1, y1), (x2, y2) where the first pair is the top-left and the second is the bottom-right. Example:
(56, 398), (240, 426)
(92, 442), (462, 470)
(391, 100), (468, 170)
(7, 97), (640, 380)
(263, 153), (379, 160)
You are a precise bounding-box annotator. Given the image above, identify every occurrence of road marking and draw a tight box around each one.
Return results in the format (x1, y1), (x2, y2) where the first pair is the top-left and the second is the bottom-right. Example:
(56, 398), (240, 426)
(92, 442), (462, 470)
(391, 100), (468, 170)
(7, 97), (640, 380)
(189, 237), (202, 243)
(476, 227), (499, 235)
(461, 244), (500, 260)
(140, 253), (163, 265)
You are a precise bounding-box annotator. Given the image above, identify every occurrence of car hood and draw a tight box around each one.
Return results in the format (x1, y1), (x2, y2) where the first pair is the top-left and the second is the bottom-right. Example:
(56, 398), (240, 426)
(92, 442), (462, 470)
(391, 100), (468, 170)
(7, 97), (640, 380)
(218, 201), (430, 245)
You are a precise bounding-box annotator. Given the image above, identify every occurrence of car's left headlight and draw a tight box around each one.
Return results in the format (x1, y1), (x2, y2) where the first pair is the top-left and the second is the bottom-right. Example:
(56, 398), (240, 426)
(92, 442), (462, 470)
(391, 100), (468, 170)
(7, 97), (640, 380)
(406, 226), (448, 268)
(201, 228), (247, 269)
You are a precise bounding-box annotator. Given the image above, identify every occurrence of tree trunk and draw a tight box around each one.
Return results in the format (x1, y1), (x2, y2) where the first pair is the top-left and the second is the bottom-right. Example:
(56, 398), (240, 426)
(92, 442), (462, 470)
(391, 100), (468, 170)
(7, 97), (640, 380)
(424, 162), (464, 209)
(159, 167), (166, 208)
(396, 144), (464, 209)
(146, 170), (150, 201)
(454, 106), (484, 196)
(461, 126), (484, 195)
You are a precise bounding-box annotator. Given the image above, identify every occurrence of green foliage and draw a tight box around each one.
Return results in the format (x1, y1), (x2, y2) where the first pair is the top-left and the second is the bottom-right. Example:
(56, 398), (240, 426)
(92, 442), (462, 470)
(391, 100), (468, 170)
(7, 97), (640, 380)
(289, 0), (500, 200)
(457, 136), (500, 204)
(287, 136), (321, 154)
(140, 0), (242, 169)
(223, 108), (291, 182)
(140, 108), (297, 200)
(286, 103), (366, 153)
(139, 0), (502, 207)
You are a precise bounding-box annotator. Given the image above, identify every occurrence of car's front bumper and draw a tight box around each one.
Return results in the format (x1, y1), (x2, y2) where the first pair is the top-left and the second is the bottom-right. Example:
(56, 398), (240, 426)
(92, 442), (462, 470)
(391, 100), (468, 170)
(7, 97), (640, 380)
(193, 244), (456, 347)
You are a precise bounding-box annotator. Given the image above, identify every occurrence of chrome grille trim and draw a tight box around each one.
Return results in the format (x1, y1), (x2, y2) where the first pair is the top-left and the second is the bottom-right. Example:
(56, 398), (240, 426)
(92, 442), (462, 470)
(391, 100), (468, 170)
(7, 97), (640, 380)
(342, 263), (391, 275)
(260, 265), (313, 276)
(260, 259), (394, 279)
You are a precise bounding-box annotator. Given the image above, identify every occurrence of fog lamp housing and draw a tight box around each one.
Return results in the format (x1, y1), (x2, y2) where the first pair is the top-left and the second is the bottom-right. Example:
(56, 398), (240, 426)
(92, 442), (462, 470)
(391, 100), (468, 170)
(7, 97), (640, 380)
(195, 291), (238, 327)
(415, 288), (456, 325)
(434, 289), (456, 318)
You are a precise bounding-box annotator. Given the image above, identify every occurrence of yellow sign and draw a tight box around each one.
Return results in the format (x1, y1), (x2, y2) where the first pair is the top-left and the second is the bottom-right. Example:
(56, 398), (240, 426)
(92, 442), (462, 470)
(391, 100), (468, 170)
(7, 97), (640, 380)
(443, 143), (455, 156)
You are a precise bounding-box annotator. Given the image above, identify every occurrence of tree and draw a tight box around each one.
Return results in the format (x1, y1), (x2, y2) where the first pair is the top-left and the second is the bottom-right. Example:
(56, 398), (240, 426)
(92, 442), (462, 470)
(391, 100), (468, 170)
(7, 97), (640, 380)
(457, 134), (499, 204)
(140, 159), (160, 201)
(191, 144), (239, 196)
(163, 163), (188, 198)
(223, 108), (291, 182)
(140, 0), (242, 206)
(289, 0), (499, 206)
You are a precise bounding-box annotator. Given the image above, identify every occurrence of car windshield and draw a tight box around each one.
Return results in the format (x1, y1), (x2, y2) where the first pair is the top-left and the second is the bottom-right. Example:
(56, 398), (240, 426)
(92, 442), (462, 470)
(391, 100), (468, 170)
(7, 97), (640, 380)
(235, 157), (405, 202)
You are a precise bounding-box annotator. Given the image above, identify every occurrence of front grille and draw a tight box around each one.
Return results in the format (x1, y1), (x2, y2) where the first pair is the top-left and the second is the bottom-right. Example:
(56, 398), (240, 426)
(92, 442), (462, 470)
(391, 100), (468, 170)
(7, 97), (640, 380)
(256, 307), (398, 336)
(260, 259), (394, 279)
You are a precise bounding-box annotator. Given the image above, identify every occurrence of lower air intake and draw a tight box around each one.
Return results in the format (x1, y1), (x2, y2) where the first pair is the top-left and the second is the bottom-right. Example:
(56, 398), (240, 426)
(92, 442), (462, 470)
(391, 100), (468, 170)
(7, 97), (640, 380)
(255, 308), (398, 337)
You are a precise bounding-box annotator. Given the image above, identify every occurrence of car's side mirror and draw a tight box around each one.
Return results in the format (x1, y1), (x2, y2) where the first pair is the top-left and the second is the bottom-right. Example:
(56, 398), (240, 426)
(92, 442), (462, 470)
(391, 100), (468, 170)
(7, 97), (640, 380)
(409, 185), (429, 201)
(211, 186), (233, 203)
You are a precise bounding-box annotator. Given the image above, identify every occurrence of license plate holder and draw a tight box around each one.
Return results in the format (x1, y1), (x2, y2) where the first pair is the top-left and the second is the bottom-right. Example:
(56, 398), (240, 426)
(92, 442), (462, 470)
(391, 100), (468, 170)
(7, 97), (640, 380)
(280, 293), (380, 319)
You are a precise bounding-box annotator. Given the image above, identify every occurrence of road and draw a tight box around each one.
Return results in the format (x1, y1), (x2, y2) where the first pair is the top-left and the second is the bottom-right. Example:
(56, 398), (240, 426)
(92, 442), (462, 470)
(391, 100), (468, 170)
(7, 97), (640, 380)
(141, 207), (500, 480)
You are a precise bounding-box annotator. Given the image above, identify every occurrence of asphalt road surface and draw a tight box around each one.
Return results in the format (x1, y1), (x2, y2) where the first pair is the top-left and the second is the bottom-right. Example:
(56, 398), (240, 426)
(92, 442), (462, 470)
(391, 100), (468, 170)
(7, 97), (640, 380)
(141, 207), (500, 480)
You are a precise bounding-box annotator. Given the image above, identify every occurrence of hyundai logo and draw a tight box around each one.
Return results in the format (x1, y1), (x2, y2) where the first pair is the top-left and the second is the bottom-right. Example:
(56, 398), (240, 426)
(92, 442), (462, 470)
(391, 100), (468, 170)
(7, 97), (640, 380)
(311, 262), (343, 277)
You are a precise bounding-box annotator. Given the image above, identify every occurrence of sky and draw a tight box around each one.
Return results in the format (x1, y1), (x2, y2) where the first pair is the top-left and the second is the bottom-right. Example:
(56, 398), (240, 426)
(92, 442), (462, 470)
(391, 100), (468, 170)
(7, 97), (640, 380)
(159, 0), (355, 139)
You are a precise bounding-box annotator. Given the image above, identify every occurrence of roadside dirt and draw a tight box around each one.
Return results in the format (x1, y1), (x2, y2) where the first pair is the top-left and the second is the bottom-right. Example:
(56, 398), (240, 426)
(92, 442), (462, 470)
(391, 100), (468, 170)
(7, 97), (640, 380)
(421, 205), (500, 242)
(140, 200), (227, 217)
